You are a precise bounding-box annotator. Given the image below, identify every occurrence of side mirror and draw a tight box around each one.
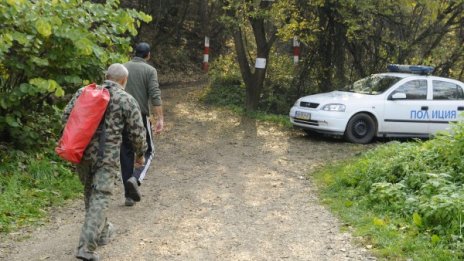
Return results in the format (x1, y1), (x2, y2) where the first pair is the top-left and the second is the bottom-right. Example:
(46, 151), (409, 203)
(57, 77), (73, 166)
(391, 92), (407, 100)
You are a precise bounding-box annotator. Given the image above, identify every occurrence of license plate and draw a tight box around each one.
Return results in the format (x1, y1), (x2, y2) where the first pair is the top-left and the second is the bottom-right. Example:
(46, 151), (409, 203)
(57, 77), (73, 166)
(295, 111), (311, 120)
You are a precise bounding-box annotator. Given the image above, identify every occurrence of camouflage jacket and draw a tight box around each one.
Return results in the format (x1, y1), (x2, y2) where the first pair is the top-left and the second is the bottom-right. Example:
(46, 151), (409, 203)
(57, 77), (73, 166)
(62, 80), (147, 169)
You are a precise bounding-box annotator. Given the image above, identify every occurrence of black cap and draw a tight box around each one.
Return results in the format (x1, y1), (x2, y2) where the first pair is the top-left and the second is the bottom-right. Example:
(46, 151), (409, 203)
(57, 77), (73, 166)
(135, 42), (150, 58)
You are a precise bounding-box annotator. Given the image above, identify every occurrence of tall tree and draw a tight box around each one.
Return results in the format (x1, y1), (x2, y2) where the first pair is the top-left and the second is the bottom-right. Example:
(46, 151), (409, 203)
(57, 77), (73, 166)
(277, 0), (464, 95)
(223, 0), (278, 111)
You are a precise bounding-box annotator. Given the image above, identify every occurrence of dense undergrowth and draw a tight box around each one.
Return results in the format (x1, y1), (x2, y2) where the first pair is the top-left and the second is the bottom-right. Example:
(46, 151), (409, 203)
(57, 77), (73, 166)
(314, 125), (464, 260)
(200, 82), (292, 128)
(200, 52), (293, 128)
(0, 148), (82, 233)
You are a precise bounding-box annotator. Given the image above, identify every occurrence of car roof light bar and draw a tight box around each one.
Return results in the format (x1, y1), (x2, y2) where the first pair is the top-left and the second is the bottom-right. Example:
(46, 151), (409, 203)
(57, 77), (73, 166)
(387, 64), (434, 75)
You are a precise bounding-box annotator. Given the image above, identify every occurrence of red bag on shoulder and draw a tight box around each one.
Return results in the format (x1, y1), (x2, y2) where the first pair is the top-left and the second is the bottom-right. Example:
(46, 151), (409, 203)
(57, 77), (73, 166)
(55, 83), (110, 163)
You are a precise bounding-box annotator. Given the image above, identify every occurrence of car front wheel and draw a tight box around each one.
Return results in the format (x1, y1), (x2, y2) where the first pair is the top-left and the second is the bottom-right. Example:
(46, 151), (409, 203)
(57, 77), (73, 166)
(345, 113), (376, 144)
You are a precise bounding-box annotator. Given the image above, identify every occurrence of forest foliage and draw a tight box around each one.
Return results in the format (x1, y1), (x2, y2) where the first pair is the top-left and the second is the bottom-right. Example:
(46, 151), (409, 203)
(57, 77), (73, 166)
(211, 0), (464, 112)
(0, 0), (151, 148)
(280, 0), (464, 95)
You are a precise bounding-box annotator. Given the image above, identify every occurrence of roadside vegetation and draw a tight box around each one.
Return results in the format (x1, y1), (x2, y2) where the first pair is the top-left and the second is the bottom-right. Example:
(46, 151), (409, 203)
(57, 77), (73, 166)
(200, 52), (294, 128)
(0, 149), (82, 233)
(314, 125), (464, 260)
(0, 0), (150, 235)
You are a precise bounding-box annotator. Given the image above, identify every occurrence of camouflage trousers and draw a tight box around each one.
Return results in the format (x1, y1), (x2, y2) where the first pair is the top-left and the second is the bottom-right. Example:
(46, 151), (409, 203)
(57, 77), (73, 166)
(76, 160), (117, 252)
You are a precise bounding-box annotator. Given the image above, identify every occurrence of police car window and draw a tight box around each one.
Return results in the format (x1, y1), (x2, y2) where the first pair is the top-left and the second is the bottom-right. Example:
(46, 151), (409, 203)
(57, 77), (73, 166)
(432, 80), (464, 100)
(344, 75), (401, 95)
(392, 80), (427, 100)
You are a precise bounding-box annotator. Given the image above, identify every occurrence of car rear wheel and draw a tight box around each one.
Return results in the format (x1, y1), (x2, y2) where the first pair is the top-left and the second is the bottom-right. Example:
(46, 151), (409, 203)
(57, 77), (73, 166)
(345, 113), (376, 144)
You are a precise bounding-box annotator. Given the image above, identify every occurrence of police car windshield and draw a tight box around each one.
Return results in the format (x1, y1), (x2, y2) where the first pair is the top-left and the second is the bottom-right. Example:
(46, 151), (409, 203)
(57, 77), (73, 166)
(343, 75), (402, 95)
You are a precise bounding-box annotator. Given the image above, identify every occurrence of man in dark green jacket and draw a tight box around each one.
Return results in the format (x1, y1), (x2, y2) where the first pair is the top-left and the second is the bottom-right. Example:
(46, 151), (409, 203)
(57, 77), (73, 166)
(121, 42), (164, 206)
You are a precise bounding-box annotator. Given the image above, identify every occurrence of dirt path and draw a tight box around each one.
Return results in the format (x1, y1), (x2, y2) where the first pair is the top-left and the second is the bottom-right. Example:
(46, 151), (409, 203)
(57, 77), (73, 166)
(1, 82), (376, 260)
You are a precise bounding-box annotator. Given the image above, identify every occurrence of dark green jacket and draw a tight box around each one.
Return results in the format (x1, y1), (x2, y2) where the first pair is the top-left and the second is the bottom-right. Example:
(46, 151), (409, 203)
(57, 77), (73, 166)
(124, 57), (162, 115)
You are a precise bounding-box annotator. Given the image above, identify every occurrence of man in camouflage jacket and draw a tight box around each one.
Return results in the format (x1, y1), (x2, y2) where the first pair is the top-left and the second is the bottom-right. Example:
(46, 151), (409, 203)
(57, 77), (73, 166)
(62, 63), (147, 261)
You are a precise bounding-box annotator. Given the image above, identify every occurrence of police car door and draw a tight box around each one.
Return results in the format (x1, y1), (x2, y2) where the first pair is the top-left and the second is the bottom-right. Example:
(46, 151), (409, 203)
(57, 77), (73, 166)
(428, 79), (464, 134)
(383, 79), (430, 136)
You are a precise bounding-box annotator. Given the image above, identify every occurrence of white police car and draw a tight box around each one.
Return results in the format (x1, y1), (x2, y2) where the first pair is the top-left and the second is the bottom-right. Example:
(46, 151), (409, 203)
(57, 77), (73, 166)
(289, 65), (464, 143)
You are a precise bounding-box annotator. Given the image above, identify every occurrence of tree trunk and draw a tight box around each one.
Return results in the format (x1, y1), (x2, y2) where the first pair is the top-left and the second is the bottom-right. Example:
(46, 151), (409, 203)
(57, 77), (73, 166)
(232, 1), (275, 111)
(317, 2), (335, 92)
(233, 28), (253, 87)
(200, 0), (209, 34)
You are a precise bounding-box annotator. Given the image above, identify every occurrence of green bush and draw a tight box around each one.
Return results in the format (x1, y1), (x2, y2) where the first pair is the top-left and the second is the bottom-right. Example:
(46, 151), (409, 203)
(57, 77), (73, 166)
(201, 83), (245, 108)
(0, 0), (151, 148)
(202, 53), (245, 107)
(208, 53), (242, 87)
(261, 50), (297, 114)
(315, 123), (464, 259)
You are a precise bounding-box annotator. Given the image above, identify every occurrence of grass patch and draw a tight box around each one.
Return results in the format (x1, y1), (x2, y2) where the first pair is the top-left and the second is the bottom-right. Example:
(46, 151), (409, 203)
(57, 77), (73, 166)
(245, 109), (293, 128)
(0, 148), (82, 233)
(313, 127), (464, 260)
(199, 83), (292, 128)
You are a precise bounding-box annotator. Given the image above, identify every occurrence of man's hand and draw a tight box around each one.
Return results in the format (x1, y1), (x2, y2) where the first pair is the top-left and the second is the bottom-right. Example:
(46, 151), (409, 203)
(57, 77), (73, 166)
(152, 118), (164, 134)
(151, 106), (164, 134)
(150, 115), (163, 134)
(134, 155), (145, 169)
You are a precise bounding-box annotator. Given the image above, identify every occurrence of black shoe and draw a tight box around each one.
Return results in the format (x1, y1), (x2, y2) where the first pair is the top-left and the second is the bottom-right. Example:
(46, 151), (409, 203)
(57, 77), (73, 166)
(126, 177), (141, 202)
(124, 197), (136, 207)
